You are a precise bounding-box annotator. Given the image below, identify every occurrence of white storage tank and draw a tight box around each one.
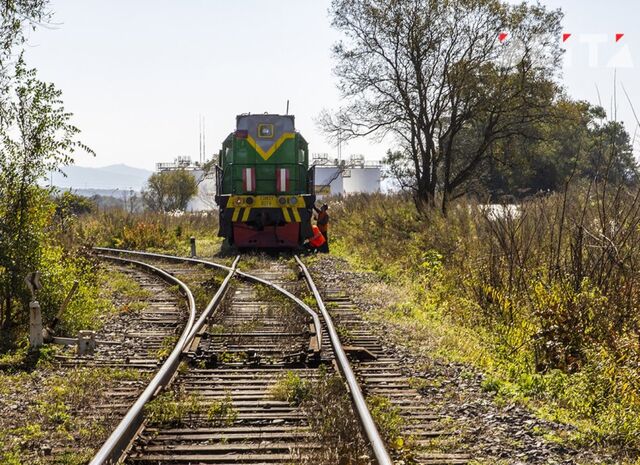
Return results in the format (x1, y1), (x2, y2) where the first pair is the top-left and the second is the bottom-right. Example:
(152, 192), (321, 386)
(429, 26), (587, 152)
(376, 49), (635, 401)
(343, 167), (381, 193)
(311, 153), (381, 199)
(314, 165), (344, 197)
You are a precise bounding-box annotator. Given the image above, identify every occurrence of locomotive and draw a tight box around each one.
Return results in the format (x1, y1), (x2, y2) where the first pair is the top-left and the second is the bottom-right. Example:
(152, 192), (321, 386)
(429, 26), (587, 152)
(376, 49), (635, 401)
(214, 114), (316, 248)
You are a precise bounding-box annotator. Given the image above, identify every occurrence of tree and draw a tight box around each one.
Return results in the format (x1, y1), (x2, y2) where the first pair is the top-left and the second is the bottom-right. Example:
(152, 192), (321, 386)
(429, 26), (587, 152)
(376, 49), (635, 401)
(0, 1), (51, 118)
(483, 100), (638, 196)
(321, 0), (563, 213)
(53, 191), (95, 224)
(0, 1), (49, 65)
(0, 57), (89, 329)
(142, 170), (198, 212)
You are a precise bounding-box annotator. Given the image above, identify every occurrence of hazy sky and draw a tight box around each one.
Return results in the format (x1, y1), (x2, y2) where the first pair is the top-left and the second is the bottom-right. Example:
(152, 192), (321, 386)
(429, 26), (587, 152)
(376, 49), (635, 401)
(23, 0), (640, 170)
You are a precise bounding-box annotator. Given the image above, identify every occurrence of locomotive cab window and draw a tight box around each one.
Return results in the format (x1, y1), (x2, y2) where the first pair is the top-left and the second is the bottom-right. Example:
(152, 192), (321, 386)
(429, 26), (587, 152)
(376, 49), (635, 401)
(258, 124), (274, 139)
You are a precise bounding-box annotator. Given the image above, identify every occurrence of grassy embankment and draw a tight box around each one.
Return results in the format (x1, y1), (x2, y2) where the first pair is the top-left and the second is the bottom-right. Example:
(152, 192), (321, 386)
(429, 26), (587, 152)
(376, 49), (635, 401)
(0, 267), (153, 464)
(1, 200), (209, 351)
(328, 191), (640, 459)
(78, 209), (222, 257)
(0, 204), (221, 464)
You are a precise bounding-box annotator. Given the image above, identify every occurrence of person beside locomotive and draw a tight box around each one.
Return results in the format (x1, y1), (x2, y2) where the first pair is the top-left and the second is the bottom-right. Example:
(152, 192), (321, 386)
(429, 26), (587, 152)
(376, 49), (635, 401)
(307, 223), (326, 252)
(313, 203), (329, 253)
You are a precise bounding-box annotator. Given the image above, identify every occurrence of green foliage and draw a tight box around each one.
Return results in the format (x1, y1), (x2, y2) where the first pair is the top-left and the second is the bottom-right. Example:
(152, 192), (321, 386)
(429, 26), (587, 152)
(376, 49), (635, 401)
(366, 395), (408, 451)
(0, 1), (49, 67)
(38, 246), (113, 335)
(486, 100), (638, 196)
(206, 393), (237, 425)
(0, 449), (22, 465)
(75, 208), (221, 256)
(0, 56), (91, 331)
(0, 367), (143, 464)
(54, 190), (94, 216)
(142, 169), (198, 213)
(51, 450), (95, 465)
(154, 336), (178, 361)
(0, 339), (60, 371)
(327, 0), (564, 210)
(35, 399), (71, 427)
(270, 371), (311, 406)
(145, 389), (203, 426)
(106, 269), (151, 304)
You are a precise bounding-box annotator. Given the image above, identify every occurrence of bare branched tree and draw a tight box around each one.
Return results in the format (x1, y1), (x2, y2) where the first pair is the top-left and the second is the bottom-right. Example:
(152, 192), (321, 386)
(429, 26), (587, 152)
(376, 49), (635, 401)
(321, 0), (563, 213)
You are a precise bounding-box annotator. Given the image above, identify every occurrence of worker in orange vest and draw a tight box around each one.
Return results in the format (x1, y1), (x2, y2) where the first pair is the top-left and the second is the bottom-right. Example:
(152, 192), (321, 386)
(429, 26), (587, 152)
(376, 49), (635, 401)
(314, 203), (330, 253)
(307, 224), (326, 251)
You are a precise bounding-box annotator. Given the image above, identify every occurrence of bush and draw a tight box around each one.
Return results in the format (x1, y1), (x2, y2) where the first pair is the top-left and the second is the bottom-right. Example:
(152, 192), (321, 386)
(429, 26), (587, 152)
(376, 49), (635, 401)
(270, 371), (311, 406)
(329, 188), (640, 452)
(75, 209), (221, 256)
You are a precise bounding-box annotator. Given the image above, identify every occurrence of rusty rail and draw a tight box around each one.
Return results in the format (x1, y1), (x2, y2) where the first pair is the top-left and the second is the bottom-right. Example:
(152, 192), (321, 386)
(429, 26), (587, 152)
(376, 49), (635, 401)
(295, 255), (393, 465)
(91, 248), (391, 464)
(89, 254), (238, 465)
(93, 247), (323, 353)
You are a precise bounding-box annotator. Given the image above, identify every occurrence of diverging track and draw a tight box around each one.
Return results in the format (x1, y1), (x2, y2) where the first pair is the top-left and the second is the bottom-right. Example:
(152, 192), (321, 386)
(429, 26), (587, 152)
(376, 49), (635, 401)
(90, 249), (393, 465)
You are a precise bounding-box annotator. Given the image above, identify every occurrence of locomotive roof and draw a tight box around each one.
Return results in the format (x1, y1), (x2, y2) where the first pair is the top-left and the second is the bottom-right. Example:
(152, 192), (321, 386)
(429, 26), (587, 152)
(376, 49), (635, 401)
(236, 113), (295, 130)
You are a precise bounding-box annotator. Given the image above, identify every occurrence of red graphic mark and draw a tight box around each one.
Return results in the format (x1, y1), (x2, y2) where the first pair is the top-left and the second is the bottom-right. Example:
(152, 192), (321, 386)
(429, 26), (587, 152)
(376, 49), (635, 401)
(562, 33), (571, 42)
(616, 33), (624, 42)
(498, 32), (508, 42)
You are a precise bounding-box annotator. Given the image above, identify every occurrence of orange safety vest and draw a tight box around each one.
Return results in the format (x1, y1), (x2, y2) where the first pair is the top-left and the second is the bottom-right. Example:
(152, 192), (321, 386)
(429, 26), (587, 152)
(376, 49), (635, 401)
(317, 211), (329, 233)
(309, 225), (326, 248)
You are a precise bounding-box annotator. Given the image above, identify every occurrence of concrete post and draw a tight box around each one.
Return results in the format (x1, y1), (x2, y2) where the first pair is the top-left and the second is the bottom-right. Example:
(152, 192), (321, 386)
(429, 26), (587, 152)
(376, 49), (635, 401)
(190, 236), (196, 257)
(77, 330), (96, 356)
(29, 301), (43, 348)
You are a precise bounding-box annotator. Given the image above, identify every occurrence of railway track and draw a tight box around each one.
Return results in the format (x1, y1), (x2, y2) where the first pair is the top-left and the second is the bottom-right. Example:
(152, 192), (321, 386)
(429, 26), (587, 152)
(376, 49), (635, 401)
(55, 264), (189, 371)
(84, 248), (466, 465)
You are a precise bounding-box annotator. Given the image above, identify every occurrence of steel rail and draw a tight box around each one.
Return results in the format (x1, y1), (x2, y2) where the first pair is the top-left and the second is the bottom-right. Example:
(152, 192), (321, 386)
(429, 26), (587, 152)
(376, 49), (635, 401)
(295, 255), (393, 465)
(89, 254), (238, 465)
(93, 247), (323, 352)
(184, 255), (240, 344)
(92, 248), (390, 463)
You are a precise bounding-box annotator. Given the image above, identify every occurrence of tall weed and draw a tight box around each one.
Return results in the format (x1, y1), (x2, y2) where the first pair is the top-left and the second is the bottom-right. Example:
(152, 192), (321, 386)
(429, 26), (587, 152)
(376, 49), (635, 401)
(330, 188), (640, 451)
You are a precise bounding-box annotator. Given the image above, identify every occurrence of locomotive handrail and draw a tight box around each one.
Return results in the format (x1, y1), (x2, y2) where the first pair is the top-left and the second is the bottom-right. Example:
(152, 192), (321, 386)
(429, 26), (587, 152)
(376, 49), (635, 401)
(89, 254), (238, 465)
(93, 247), (323, 353)
(295, 255), (393, 465)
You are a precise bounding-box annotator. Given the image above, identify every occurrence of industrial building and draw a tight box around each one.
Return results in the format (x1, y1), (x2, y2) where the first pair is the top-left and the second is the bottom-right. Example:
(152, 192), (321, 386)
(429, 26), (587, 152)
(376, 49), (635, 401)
(312, 153), (382, 198)
(154, 152), (382, 211)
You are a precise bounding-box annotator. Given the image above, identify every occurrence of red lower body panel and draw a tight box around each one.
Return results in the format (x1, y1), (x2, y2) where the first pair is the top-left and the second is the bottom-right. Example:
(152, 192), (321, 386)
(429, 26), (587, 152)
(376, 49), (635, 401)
(233, 223), (300, 248)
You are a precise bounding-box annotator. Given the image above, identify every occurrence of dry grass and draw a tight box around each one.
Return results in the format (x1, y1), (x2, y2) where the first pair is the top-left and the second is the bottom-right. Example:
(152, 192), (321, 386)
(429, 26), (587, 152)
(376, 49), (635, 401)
(329, 187), (640, 455)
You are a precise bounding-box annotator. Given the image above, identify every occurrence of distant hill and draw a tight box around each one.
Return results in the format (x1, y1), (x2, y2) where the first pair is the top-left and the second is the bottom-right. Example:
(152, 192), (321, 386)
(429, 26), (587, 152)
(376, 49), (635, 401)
(48, 164), (153, 191)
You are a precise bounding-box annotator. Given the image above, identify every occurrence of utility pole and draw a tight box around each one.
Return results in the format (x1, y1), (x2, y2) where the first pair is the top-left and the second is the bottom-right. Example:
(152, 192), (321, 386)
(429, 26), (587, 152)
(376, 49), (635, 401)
(199, 115), (203, 164)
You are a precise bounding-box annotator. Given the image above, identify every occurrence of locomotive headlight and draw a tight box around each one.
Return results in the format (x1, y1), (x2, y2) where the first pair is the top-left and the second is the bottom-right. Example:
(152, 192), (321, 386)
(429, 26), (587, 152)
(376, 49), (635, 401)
(289, 197), (297, 205)
(234, 197), (244, 206)
(278, 196), (287, 205)
(245, 196), (255, 205)
(258, 124), (274, 139)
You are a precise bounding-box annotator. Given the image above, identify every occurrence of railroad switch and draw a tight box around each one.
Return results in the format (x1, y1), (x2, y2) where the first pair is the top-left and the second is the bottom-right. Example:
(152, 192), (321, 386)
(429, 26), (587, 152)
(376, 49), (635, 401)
(343, 345), (377, 362)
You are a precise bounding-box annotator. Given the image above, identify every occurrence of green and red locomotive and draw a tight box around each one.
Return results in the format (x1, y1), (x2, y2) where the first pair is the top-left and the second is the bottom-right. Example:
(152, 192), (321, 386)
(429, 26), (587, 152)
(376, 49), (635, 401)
(215, 114), (315, 248)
